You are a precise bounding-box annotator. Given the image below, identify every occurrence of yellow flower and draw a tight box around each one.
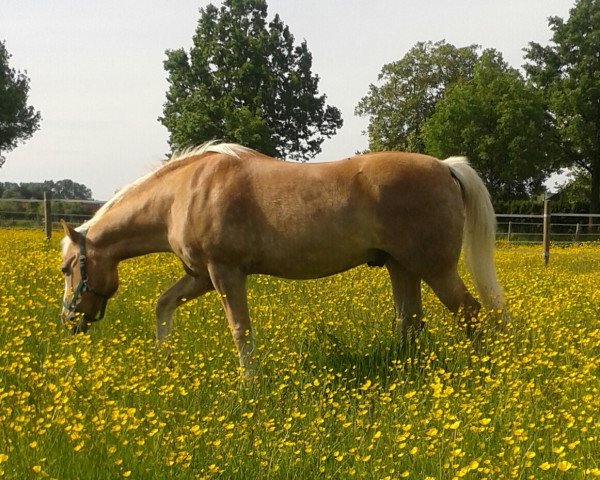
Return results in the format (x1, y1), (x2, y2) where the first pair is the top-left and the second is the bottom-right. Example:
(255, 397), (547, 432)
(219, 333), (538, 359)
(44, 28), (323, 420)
(446, 420), (461, 430)
(359, 379), (372, 391)
(557, 461), (573, 472)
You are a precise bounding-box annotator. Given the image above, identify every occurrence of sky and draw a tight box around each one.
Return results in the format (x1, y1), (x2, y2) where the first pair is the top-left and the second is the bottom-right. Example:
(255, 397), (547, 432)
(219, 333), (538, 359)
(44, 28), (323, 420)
(2, 0), (575, 200)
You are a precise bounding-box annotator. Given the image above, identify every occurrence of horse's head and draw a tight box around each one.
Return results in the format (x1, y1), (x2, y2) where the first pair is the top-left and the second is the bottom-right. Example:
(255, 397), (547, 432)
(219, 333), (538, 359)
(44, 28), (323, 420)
(59, 221), (119, 334)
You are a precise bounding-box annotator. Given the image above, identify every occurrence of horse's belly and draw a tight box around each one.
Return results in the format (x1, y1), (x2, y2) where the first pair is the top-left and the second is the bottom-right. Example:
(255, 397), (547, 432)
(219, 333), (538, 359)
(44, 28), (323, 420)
(250, 246), (376, 280)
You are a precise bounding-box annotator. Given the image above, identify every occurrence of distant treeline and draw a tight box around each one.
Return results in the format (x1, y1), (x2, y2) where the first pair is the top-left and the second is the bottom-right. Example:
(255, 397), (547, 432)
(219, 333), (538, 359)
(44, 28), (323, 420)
(0, 180), (92, 200)
(494, 197), (591, 216)
(0, 181), (100, 227)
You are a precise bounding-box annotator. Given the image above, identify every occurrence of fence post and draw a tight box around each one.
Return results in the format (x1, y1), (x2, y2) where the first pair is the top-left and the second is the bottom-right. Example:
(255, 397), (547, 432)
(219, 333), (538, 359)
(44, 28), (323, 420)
(542, 199), (550, 266)
(43, 192), (52, 240)
(507, 221), (512, 243)
(575, 223), (581, 242)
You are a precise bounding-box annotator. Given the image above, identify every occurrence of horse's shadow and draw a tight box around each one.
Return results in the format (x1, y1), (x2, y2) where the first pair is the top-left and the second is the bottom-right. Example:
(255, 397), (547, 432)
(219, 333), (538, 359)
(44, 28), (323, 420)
(297, 326), (455, 389)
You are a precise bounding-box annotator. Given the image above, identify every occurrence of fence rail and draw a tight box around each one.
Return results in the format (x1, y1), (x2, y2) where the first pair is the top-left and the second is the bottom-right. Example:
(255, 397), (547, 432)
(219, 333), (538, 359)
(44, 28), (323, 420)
(496, 213), (600, 243)
(1, 196), (599, 264)
(0, 197), (104, 230)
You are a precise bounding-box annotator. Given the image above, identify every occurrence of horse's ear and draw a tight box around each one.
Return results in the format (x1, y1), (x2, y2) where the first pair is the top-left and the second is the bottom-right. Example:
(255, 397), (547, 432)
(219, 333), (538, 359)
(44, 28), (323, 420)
(61, 220), (80, 243)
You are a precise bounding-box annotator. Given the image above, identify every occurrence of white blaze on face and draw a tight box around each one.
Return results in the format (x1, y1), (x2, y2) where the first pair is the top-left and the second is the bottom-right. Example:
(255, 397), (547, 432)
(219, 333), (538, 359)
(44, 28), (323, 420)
(62, 276), (70, 317)
(60, 235), (75, 319)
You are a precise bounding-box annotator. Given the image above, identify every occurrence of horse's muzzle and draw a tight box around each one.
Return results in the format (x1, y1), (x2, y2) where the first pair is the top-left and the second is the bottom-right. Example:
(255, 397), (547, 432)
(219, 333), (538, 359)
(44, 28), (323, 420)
(70, 320), (90, 334)
(60, 310), (89, 334)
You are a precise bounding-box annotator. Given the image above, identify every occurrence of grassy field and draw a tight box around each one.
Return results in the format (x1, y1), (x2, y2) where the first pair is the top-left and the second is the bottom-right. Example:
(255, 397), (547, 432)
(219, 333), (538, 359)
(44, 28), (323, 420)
(0, 229), (598, 479)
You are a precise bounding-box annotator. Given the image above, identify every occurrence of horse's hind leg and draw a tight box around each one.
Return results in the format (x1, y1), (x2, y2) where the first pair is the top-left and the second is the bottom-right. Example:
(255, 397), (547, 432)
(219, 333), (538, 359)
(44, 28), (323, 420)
(424, 267), (481, 337)
(386, 259), (423, 342)
(155, 272), (214, 344)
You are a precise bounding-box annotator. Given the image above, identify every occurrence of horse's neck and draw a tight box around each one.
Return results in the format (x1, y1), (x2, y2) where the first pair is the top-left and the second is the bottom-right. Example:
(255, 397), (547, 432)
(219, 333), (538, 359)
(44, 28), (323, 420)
(87, 193), (173, 261)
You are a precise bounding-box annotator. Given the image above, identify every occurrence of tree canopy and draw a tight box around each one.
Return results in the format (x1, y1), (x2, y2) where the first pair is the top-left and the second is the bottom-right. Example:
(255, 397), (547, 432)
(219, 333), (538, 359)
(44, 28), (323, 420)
(423, 50), (560, 202)
(525, 0), (600, 215)
(160, 0), (342, 161)
(355, 40), (479, 153)
(356, 40), (569, 204)
(552, 169), (592, 213)
(0, 40), (41, 168)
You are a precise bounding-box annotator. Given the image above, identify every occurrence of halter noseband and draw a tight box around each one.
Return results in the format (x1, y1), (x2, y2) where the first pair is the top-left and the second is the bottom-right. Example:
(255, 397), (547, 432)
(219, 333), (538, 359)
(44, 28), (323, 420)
(62, 229), (109, 325)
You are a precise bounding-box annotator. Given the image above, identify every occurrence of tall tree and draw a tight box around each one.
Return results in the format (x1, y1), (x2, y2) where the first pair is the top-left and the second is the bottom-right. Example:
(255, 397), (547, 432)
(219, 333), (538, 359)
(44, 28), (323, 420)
(423, 50), (560, 202)
(0, 40), (41, 168)
(525, 0), (600, 216)
(160, 0), (342, 161)
(355, 40), (479, 152)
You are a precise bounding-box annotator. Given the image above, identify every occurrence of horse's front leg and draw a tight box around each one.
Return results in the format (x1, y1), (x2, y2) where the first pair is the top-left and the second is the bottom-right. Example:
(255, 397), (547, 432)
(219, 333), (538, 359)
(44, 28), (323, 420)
(155, 272), (214, 344)
(207, 263), (255, 378)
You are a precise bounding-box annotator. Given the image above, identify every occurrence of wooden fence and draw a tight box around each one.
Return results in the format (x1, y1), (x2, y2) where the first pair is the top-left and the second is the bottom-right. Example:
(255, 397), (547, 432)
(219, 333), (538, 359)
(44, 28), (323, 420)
(0, 197), (104, 231)
(2, 197), (600, 265)
(496, 201), (600, 263)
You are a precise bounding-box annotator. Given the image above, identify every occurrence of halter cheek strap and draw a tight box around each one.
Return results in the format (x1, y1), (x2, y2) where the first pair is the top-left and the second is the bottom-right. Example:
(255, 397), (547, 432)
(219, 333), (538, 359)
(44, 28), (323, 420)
(62, 229), (109, 322)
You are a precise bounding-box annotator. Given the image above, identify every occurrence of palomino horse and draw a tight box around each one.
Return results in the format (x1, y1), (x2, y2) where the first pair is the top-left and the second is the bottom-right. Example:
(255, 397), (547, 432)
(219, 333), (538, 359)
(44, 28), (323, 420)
(60, 142), (505, 375)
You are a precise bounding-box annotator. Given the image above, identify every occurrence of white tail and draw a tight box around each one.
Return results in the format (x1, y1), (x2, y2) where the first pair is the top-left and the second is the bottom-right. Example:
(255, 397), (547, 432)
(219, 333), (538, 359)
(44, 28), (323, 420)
(443, 157), (505, 310)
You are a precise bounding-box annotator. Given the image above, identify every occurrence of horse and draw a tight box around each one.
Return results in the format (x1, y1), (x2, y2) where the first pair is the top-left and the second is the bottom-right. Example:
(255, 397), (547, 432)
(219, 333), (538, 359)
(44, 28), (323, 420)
(60, 142), (505, 376)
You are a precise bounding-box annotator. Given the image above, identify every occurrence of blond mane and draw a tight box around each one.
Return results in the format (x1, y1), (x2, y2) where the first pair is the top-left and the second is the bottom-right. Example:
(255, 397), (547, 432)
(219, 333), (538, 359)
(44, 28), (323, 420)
(77, 141), (254, 232)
